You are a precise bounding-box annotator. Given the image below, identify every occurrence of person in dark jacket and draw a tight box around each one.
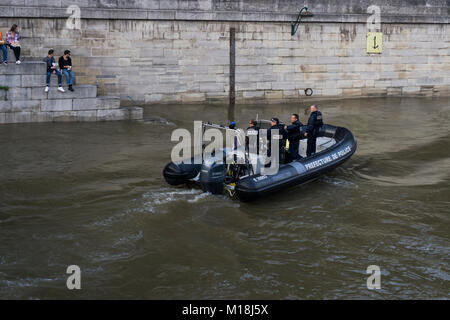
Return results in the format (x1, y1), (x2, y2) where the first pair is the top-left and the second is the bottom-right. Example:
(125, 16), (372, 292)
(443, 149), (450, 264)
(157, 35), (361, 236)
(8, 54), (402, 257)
(267, 117), (288, 164)
(43, 49), (64, 93)
(245, 119), (260, 154)
(285, 113), (303, 161)
(59, 49), (75, 91)
(304, 105), (324, 157)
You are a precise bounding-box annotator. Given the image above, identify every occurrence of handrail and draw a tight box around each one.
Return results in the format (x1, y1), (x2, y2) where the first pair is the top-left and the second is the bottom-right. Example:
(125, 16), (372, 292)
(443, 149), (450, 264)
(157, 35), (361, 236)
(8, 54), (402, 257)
(291, 6), (313, 36)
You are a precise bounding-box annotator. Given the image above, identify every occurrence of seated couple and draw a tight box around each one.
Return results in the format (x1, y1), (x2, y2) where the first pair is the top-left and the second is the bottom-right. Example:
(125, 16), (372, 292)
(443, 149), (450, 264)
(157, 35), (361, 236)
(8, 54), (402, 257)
(43, 49), (75, 93)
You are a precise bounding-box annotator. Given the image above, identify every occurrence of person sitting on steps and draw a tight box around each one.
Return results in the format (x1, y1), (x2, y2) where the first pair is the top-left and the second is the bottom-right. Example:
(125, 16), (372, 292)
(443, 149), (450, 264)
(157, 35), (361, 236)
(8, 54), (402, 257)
(6, 24), (21, 64)
(0, 30), (8, 65)
(59, 50), (75, 91)
(43, 49), (65, 93)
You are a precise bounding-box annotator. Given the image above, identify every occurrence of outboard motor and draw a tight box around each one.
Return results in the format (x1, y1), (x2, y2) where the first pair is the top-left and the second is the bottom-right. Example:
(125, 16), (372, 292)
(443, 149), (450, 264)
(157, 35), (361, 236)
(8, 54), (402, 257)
(163, 158), (202, 186)
(199, 158), (226, 194)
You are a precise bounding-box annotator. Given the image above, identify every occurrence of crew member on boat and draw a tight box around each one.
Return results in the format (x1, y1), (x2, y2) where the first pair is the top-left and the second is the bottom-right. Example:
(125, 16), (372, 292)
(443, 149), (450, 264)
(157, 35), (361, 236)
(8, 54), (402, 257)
(305, 105), (323, 157)
(246, 119), (260, 154)
(285, 113), (303, 161)
(267, 117), (288, 164)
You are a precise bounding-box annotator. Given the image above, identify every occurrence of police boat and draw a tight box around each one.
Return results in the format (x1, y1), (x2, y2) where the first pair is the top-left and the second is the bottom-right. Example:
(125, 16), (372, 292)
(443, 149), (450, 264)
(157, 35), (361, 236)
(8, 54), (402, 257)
(163, 121), (357, 202)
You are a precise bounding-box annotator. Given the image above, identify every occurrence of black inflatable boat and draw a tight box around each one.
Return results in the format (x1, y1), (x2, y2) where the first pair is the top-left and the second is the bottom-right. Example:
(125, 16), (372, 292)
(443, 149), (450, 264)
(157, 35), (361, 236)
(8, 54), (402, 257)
(163, 123), (357, 202)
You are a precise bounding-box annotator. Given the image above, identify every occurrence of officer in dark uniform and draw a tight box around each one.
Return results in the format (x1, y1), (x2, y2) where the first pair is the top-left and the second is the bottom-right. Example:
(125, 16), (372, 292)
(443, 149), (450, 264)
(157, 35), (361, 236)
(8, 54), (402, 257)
(285, 113), (303, 162)
(305, 105), (323, 157)
(267, 117), (288, 164)
(245, 119), (260, 154)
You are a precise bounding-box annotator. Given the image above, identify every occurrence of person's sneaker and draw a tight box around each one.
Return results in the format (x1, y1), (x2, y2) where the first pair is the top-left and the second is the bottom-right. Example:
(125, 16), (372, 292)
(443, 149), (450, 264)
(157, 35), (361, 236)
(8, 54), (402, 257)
(3, 61), (7, 66)
(58, 87), (65, 93)
(68, 85), (74, 92)
(45, 86), (49, 93)
(15, 60), (21, 65)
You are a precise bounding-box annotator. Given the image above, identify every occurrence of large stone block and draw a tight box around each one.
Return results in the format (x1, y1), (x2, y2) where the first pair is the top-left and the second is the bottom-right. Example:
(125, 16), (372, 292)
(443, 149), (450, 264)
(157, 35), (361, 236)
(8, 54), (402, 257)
(145, 93), (163, 102)
(41, 99), (72, 112)
(72, 98), (99, 111)
(32, 111), (54, 123)
(75, 110), (98, 122)
(72, 96), (120, 110)
(51, 111), (78, 122)
(0, 100), (12, 112)
(181, 93), (206, 102)
(2, 111), (33, 124)
(21, 74), (46, 87)
(31, 87), (50, 100)
(15, 111), (34, 123)
(6, 87), (32, 100)
(48, 85), (97, 100)
(11, 100), (41, 112)
(97, 108), (128, 121)
(97, 96), (120, 109)
(0, 62), (46, 75)
(243, 91), (265, 99)
(0, 75), (21, 87)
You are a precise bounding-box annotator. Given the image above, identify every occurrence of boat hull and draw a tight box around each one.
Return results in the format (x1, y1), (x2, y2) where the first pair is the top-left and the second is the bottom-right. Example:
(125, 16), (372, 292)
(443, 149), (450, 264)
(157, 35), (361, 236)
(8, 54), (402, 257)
(235, 125), (357, 201)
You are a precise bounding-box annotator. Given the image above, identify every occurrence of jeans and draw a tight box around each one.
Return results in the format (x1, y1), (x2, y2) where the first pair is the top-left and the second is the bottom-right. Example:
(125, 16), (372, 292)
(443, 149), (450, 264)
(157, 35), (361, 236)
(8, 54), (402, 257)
(0, 45), (6, 62)
(62, 69), (75, 86)
(8, 45), (20, 61)
(47, 70), (62, 86)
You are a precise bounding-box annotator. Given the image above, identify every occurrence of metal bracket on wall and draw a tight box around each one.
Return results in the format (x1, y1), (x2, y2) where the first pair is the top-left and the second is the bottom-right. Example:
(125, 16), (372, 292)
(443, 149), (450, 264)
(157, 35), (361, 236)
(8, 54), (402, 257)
(291, 6), (314, 36)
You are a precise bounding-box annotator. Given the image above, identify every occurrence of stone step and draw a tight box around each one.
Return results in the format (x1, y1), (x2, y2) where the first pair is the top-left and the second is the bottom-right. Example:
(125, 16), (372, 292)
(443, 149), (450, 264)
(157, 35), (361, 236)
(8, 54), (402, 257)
(72, 96), (121, 111)
(4, 85), (97, 100)
(0, 74), (79, 88)
(0, 61), (46, 75)
(0, 96), (120, 113)
(0, 106), (143, 124)
(0, 109), (130, 124)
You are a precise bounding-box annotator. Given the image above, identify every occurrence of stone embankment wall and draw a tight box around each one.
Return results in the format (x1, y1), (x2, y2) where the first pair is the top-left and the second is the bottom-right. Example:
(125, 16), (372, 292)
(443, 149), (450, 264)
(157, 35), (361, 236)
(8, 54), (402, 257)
(0, 0), (448, 106)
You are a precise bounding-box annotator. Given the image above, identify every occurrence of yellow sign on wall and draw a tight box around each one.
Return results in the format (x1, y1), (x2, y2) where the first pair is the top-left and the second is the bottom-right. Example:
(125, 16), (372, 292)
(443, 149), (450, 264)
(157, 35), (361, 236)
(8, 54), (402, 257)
(366, 32), (382, 53)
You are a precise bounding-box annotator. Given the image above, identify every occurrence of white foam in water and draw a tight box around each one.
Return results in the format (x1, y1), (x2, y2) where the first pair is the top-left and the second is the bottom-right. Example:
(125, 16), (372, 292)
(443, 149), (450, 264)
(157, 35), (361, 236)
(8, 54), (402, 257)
(187, 192), (211, 203)
(138, 188), (209, 213)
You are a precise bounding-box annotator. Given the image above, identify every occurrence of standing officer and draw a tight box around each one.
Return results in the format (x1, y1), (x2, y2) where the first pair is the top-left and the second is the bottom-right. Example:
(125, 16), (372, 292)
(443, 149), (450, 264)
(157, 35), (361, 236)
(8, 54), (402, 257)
(267, 117), (288, 164)
(246, 119), (260, 154)
(304, 105), (323, 157)
(285, 113), (303, 161)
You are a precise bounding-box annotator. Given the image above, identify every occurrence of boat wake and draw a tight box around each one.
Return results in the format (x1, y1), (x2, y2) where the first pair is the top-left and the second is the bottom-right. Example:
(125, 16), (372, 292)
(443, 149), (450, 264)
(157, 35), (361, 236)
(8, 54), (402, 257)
(347, 156), (450, 187)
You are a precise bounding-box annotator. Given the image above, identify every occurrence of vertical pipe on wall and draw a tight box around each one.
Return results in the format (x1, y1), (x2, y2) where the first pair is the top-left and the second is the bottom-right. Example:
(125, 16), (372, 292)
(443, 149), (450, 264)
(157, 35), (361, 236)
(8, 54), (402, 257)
(229, 27), (236, 109)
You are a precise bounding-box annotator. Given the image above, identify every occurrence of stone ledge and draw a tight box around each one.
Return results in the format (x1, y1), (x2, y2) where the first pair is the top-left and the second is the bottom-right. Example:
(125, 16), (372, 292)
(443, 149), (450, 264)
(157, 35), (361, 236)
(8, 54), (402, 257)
(3, 85), (98, 100)
(0, 61), (46, 76)
(72, 96), (120, 110)
(0, 6), (448, 24)
(0, 107), (142, 124)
